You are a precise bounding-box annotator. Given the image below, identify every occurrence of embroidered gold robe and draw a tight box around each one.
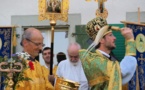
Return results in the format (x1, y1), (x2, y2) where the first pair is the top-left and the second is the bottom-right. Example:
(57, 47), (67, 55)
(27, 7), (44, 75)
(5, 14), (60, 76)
(6, 60), (54, 90)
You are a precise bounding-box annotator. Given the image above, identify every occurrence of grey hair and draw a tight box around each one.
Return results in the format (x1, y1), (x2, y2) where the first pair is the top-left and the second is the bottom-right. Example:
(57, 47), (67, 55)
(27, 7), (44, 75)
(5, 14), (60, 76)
(20, 28), (33, 46)
(22, 31), (32, 40)
(67, 42), (81, 50)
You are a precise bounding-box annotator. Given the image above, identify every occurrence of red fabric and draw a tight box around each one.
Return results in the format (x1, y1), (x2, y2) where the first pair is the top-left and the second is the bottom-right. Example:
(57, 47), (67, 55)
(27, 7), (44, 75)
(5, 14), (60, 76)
(29, 61), (34, 70)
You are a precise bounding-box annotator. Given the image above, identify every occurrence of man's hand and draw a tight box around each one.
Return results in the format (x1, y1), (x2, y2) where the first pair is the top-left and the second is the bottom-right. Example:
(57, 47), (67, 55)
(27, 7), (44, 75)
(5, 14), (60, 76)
(49, 75), (55, 86)
(121, 27), (134, 40)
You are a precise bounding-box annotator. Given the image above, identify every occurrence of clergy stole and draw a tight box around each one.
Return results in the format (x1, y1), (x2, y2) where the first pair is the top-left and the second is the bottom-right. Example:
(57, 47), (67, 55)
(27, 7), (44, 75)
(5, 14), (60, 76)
(110, 52), (129, 90)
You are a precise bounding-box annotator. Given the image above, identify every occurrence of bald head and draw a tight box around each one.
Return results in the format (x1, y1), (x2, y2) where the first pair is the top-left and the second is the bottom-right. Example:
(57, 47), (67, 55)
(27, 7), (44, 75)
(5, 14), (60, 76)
(21, 28), (43, 46)
(67, 43), (81, 64)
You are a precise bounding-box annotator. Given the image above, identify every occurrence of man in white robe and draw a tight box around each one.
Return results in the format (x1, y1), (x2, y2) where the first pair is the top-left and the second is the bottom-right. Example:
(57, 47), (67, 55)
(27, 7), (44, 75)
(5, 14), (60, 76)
(56, 42), (89, 90)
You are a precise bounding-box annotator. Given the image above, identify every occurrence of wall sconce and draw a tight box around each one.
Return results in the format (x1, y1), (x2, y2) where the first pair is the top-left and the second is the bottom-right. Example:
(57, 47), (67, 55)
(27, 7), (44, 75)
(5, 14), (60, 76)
(16, 34), (20, 38)
(71, 33), (86, 37)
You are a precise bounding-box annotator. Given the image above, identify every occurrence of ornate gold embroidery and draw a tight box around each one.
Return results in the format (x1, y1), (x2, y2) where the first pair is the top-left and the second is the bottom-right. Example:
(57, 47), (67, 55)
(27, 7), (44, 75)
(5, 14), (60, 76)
(89, 76), (109, 86)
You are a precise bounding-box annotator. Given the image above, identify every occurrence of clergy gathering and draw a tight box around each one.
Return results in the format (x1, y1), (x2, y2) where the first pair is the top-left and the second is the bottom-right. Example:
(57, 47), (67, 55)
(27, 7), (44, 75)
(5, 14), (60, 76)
(0, 0), (145, 90)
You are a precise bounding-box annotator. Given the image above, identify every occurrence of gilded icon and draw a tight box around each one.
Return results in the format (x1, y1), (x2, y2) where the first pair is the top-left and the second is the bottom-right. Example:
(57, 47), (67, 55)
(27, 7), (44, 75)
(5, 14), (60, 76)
(39, 0), (69, 22)
(46, 0), (61, 13)
(136, 34), (145, 53)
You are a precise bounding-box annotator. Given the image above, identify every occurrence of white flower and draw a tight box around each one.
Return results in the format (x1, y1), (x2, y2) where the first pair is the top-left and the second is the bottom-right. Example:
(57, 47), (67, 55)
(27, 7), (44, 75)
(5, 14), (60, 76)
(16, 52), (30, 60)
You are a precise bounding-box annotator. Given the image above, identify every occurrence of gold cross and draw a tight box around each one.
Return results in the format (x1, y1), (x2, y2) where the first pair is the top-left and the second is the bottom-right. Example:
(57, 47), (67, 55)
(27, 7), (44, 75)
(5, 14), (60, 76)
(138, 54), (145, 61)
(0, 61), (23, 90)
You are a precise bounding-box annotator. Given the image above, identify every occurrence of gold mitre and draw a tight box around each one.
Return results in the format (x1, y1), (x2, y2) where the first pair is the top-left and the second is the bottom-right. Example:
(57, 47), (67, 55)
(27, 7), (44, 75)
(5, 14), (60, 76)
(86, 17), (112, 41)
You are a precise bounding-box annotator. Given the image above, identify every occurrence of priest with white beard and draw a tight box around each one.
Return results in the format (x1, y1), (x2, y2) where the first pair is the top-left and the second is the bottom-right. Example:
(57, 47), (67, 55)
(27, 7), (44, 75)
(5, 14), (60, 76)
(55, 42), (89, 90)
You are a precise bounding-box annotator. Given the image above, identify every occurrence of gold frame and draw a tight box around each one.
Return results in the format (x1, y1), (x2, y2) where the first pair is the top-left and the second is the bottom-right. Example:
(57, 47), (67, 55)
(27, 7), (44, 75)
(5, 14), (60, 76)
(39, 0), (69, 22)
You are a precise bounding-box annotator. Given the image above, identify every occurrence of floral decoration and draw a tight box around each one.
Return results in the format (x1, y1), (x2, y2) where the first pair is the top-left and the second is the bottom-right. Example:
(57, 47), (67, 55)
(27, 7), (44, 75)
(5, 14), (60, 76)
(0, 52), (32, 90)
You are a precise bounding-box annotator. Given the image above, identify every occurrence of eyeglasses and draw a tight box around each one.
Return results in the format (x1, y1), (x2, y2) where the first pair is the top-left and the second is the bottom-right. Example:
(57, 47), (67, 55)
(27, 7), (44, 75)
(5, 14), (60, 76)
(26, 38), (45, 47)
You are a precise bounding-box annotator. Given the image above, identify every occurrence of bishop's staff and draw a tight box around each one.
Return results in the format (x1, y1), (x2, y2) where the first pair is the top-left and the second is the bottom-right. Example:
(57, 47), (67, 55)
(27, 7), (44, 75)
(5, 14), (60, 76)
(38, 0), (69, 75)
(50, 20), (56, 75)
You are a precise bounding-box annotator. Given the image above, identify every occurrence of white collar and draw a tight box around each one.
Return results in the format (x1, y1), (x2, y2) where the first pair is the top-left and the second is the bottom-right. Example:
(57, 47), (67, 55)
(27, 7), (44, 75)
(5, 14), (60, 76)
(44, 63), (50, 70)
(97, 49), (110, 58)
